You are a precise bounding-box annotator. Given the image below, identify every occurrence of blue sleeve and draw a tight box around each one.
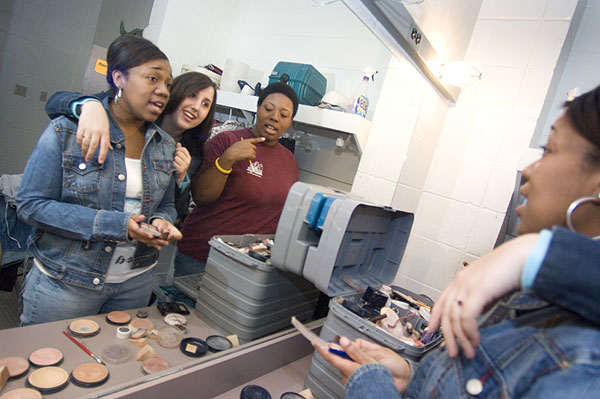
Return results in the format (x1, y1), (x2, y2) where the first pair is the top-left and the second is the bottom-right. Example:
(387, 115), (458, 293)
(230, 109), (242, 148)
(521, 229), (553, 289)
(45, 91), (108, 119)
(346, 363), (402, 399)
(532, 226), (600, 324)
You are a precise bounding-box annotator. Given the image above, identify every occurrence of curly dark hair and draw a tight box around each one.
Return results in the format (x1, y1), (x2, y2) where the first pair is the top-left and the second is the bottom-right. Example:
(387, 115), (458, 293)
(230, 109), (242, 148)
(257, 82), (299, 117)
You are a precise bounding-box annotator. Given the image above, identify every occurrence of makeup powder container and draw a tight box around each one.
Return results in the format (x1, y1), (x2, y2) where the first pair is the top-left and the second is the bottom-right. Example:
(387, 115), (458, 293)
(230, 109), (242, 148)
(206, 335), (233, 352)
(240, 384), (271, 399)
(141, 358), (171, 375)
(0, 388), (42, 399)
(68, 319), (100, 338)
(106, 311), (131, 326)
(28, 348), (63, 368)
(157, 326), (183, 349)
(101, 344), (133, 365)
(129, 317), (154, 332)
(116, 326), (132, 339)
(26, 366), (69, 394)
(0, 357), (29, 380)
(70, 362), (109, 388)
(280, 393), (304, 399)
(179, 337), (208, 357)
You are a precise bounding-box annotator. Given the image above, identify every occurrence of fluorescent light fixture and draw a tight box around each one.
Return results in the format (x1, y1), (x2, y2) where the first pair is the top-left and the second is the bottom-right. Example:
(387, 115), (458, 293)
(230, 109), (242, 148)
(438, 61), (483, 88)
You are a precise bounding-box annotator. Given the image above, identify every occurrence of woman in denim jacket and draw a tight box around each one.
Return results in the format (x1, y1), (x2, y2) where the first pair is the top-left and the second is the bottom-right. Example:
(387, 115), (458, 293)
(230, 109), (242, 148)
(16, 35), (182, 325)
(317, 85), (600, 398)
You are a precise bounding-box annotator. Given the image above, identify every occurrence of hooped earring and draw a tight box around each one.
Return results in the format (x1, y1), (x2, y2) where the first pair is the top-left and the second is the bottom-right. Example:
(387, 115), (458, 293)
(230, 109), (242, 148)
(115, 86), (122, 103)
(566, 193), (600, 240)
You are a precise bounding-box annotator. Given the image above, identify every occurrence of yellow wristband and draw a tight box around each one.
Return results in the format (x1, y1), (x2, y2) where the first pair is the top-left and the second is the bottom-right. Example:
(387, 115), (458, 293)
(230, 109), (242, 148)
(215, 157), (232, 175)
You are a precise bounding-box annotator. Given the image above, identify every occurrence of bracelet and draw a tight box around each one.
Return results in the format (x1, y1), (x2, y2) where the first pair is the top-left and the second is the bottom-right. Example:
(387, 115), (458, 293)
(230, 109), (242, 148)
(214, 157), (232, 175)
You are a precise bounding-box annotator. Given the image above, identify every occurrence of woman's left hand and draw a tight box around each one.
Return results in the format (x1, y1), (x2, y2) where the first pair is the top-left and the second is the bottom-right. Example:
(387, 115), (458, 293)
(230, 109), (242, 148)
(151, 218), (183, 242)
(173, 143), (191, 184)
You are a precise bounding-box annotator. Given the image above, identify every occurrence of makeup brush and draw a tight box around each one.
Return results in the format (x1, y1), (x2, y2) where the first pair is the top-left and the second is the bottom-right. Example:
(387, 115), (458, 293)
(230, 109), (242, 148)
(63, 330), (105, 365)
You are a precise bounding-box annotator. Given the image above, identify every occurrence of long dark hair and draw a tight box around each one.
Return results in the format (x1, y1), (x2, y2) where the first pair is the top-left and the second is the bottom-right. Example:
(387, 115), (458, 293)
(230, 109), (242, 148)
(564, 86), (600, 166)
(106, 35), (169, 95)
(162, 72), (217, 156)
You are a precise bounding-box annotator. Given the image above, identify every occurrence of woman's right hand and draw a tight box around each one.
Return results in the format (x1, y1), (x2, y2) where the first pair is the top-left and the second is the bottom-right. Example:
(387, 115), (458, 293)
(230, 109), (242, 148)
(314, 337), (411, 393)
(77, 100), (112, 163)
(218, 137), (266, 168)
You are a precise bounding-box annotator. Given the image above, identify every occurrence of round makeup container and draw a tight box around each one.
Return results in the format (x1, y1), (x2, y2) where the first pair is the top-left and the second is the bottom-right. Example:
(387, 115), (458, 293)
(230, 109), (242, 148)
(157, 326), (183, 349)
(136, 310), (148, 318)
(280, 393), (304, 399)
(116, 326), (132, 339)
(240, 385), (271, 399)
(163, 313), (187, 333)
(179, 337), (208, 357)
(70, 362), (109, 388)
(0, 388), (42, 399)
(26, 366), (69, 394)
(101, 344), (133, 365)
(106, 311), (131, 326)
(129, 317), (154, 332)
(28, 347), (63, 367)
(0, 357), (29, 379)
(206, 335), (233, 353)
(141, 358), (170, 375)
(68, 319), (100, 338)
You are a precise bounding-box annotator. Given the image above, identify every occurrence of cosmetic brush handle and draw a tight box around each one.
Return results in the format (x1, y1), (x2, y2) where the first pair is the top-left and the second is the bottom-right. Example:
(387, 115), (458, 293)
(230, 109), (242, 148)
(63, 331), (105, 365)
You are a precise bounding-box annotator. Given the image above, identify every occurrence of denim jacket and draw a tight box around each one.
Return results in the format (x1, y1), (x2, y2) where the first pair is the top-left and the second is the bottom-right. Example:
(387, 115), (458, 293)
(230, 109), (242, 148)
(347, 292), (600, 398)
(17, 97), (177, 290)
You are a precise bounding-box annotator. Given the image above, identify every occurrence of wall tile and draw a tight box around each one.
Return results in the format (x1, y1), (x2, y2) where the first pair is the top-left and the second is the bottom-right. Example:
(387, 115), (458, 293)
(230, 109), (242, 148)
(398, 136), (434, 190)
(391, 274), (442, 302)
(424, 149), (494, 205)
(369, 177), (397, 205)
(544, 0), (578, 20)
(350, 172), (373, 199)
(466, 208), (505, 256)
(481, 161), (519, 213)
(478, 0), (547, 19)
(529, 20), (570, 69)
(413, 193), (477, 249)
(392, 184), (422, 213)
(513, 68), (554, 117)
(396, 235), (463, 293)
(496, 115), (538, 165)
(468, 20), (540, 68)
(5, 13), (44, 43)
(459, 65), (524, 109)
(11, 0), (47, 25)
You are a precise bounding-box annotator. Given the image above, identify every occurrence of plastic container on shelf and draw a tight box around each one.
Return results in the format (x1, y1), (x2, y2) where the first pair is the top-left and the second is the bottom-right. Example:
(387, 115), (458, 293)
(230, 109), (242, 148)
(268, 62), (327, 106)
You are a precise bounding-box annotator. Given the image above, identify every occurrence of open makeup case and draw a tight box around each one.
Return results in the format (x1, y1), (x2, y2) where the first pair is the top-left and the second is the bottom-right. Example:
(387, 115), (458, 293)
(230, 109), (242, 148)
(195, 182), (442, 397)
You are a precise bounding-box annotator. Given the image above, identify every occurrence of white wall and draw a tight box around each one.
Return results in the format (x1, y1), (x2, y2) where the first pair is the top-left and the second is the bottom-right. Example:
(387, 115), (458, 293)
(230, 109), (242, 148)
(146, 0), (391, 119)
(0, 0), (102, 174)
(380, 0), (579, 298)
(538, 0), (599, 146)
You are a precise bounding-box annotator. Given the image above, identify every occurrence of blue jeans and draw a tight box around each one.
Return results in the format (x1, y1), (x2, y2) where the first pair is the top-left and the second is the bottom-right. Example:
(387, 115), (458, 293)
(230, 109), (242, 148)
(20, 263), (155, 325)
(174, 250), (206, 277)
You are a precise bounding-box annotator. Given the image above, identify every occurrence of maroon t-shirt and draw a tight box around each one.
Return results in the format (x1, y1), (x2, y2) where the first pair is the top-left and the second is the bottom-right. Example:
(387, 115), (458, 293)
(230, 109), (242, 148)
(177, 129), (298, 261)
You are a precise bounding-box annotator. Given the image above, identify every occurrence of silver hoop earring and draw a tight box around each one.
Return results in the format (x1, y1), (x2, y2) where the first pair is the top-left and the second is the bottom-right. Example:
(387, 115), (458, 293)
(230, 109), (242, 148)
(115, 87), (122, 103)
(566, 194), (600, 240)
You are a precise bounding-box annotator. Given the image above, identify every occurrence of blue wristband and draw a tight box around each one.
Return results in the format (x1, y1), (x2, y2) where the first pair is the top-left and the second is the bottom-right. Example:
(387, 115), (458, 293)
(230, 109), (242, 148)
(69, 97), (101, 118)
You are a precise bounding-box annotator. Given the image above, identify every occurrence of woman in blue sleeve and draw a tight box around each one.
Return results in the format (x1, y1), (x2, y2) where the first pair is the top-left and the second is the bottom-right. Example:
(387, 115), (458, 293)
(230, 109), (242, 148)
(17, 35), (182, 325)
(317, 85), (600, 398)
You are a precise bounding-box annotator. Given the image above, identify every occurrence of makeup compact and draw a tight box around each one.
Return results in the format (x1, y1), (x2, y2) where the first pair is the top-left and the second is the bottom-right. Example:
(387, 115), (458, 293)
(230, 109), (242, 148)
(67, 319), (100, 338)
(129, 317), (154, 332)
(240, 385), (271, 399)
(206, 335), (233, 353)
(106, 311), (131, 325)
(0, 388), (42, 399)
(116, 326), (132, 339)
(163, 313), (187, 333)
(101, 344), (133, 365)
(28, 348), (63, 367)
(179, 337), (208, 357)
(141, 358), (170, 375)
(26, 366), (69, 394)
(157, 326), (183, 349)
(0, 357), (29, 379)
(70, 362), (109, 388)
(280, 393), (305, 399)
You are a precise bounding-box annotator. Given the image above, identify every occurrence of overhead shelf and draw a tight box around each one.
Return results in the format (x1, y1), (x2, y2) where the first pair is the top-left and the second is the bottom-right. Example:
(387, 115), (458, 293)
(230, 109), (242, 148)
(216, 90), (372, 153)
